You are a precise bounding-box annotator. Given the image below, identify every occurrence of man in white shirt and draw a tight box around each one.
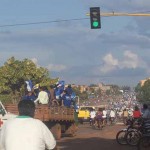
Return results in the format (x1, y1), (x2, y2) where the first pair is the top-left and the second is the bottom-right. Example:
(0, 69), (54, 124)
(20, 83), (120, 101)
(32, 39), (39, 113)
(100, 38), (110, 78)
(102, 108), (107, 126)
(34, 86), (49, 104)
(0, 100), (56, 150)
(109, 109), (116, 125)
(90, 109), (96, 126)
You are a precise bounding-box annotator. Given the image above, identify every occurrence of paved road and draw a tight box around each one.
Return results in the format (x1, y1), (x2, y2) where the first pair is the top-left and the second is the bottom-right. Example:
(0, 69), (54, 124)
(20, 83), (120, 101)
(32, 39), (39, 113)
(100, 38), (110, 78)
(57, 123), (138, 150)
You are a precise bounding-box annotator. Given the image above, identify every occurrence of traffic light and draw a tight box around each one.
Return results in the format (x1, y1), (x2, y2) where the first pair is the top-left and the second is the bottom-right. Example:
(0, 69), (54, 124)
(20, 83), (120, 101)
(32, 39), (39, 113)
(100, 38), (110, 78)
(90, 7), (101, 29)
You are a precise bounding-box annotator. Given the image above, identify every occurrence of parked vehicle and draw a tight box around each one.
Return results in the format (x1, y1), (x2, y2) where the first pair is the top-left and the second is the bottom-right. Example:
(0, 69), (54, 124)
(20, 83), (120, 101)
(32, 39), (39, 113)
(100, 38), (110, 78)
(0, 101), (17, 130)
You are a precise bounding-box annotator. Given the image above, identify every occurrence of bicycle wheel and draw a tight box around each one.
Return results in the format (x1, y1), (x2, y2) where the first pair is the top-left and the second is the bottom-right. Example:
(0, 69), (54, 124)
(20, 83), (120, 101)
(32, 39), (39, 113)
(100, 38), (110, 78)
(116, 130), (127, 145)
(126, 130), (141, 146)
(137, 136), (150, 150)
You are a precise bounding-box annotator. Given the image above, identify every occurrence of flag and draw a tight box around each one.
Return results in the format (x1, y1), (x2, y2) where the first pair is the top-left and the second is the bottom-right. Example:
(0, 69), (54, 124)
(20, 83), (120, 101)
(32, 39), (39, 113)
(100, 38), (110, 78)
(25, 80), (33, 91)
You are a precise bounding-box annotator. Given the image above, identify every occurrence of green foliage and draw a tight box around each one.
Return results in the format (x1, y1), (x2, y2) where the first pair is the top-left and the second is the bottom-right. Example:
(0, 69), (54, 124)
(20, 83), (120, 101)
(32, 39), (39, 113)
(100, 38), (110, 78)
(106, 89), (111, 96)
(111, 85), (121, 95)
(135, 80), (150, 104)
(89, 84), (97, 87)
(72, 87), (88, 102)
(80, 91), (88, 101)
(95, 88), (101, 96)
(0, 57), (55, 103)
(121, 86), (131, 91)
(0, 94), (12, 104)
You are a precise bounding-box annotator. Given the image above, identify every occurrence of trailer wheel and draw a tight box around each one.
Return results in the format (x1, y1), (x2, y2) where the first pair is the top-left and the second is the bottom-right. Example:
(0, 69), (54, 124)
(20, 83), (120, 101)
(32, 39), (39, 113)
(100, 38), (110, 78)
(65, 123), (77, 137)
(51, 123), (61, 140)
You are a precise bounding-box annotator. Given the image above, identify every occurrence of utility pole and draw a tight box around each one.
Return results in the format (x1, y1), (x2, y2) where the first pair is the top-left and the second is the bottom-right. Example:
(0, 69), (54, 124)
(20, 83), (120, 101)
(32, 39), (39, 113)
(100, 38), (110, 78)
(87, 11), (150, 29)
(86, 12), (150, 17)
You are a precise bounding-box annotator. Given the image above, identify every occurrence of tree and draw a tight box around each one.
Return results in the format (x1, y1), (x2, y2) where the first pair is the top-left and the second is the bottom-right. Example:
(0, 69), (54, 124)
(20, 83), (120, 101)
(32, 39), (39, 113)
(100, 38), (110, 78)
(111, 85), (121, 95)
(95, 88), (101, 97)
(121, 86), (131, 92)
(0, 57), (54, 103)
(135, 79), (150, 103)
(72, 86), (88, 102)
(106, 89), (111, 96)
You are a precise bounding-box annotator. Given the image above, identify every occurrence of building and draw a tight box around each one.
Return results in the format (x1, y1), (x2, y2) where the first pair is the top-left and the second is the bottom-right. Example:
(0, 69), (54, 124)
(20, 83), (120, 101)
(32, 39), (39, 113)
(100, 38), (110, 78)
(140, 78), (150, 86)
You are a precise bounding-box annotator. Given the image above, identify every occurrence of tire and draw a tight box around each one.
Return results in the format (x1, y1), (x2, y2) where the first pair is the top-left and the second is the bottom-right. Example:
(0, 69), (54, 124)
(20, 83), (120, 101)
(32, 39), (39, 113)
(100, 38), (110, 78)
(137, 136), (150, 150)
(51, 123), (61, 140)
(64, 122), (77, 137)
(92, 120), (102, 130)
(116, 130), (127, 145)
(126, 130), (141, 146)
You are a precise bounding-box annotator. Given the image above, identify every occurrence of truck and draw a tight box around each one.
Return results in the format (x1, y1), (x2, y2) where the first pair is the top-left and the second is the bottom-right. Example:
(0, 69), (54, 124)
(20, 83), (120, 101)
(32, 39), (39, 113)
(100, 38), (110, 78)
(0, 101), (78, 140)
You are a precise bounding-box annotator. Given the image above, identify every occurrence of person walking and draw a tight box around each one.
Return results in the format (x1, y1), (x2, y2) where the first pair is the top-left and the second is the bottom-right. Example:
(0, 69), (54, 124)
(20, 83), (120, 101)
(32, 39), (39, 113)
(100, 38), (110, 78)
(102, 108), (107, 126)
(90, 108), (96, 126)
(0, 100), (56, 150)
(109, 109), (116, 125)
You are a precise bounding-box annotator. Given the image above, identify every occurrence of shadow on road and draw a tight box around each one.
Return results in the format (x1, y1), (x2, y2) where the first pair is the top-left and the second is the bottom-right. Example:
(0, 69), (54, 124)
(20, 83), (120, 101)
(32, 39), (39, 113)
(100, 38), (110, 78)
(58, 136), (137, 150)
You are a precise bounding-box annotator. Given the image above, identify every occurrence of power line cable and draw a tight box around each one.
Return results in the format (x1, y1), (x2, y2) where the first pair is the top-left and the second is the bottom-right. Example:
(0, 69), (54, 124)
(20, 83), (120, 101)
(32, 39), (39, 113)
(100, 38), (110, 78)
(0, 17), (89, 28)
(0, 10), (150, 28)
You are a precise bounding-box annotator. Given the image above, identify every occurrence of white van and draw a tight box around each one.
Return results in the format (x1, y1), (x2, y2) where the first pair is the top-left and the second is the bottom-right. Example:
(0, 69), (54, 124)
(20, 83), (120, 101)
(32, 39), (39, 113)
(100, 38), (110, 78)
(0, 101), (16, 130)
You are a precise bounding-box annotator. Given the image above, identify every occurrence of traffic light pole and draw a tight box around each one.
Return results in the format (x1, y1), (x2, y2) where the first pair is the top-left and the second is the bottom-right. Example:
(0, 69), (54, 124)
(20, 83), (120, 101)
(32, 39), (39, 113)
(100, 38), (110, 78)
(87, 12), (150, 17)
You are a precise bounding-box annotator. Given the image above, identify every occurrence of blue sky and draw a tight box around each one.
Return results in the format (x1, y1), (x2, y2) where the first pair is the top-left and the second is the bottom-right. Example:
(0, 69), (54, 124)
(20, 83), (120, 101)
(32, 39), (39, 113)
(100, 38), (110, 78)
(0, 0), (150, 87)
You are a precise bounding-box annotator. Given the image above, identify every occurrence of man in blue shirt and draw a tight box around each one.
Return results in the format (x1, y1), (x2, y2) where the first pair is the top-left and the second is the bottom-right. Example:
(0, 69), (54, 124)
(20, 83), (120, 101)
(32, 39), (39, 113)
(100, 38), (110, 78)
(22, 91), (36, 101)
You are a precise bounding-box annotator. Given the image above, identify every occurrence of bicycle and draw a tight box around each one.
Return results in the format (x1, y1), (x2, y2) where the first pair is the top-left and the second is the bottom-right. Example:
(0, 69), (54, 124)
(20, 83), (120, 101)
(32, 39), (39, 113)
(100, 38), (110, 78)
(126, 119), (150, 146)
(116, 117), (135, 145)
(92, 117), (103, 130)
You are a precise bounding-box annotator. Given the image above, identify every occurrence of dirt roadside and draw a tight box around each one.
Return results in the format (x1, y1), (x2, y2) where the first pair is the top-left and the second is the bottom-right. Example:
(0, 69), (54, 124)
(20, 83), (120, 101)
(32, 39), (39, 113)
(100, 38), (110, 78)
(56, 123), (138, 150)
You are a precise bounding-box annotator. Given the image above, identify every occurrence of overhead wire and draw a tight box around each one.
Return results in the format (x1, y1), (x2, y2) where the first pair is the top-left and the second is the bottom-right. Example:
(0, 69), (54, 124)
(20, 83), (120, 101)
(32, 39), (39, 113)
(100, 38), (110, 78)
(0, 10), (150, 28)
(0, 18), (89, 28)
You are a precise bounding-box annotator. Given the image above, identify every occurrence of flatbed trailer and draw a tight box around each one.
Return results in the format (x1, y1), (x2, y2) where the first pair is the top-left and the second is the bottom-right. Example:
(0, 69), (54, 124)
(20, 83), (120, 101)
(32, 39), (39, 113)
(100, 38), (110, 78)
(4, 104), (78, 140)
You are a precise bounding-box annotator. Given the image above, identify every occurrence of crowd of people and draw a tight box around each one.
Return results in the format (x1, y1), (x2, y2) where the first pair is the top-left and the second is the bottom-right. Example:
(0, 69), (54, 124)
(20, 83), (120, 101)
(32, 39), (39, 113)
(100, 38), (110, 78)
(89, 107), (117, 129)
(22, 80), (78, 110)
(89, 103), (150, 129)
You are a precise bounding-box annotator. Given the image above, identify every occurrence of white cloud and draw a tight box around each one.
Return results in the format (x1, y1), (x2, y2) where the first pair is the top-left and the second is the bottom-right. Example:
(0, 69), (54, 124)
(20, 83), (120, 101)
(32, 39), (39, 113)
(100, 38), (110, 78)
(47, 64), (67, 72)
(99, 53), (118, 73)
(121, 50), (140, 69)
(98, 50), (148, 74)
(103, 53), (118, 66)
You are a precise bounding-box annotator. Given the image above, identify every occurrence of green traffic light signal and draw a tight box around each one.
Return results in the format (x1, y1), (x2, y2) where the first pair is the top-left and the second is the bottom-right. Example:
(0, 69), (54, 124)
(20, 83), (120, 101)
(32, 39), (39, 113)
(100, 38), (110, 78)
(93, 21), (99, 27)
(90, 7), (101, 29)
